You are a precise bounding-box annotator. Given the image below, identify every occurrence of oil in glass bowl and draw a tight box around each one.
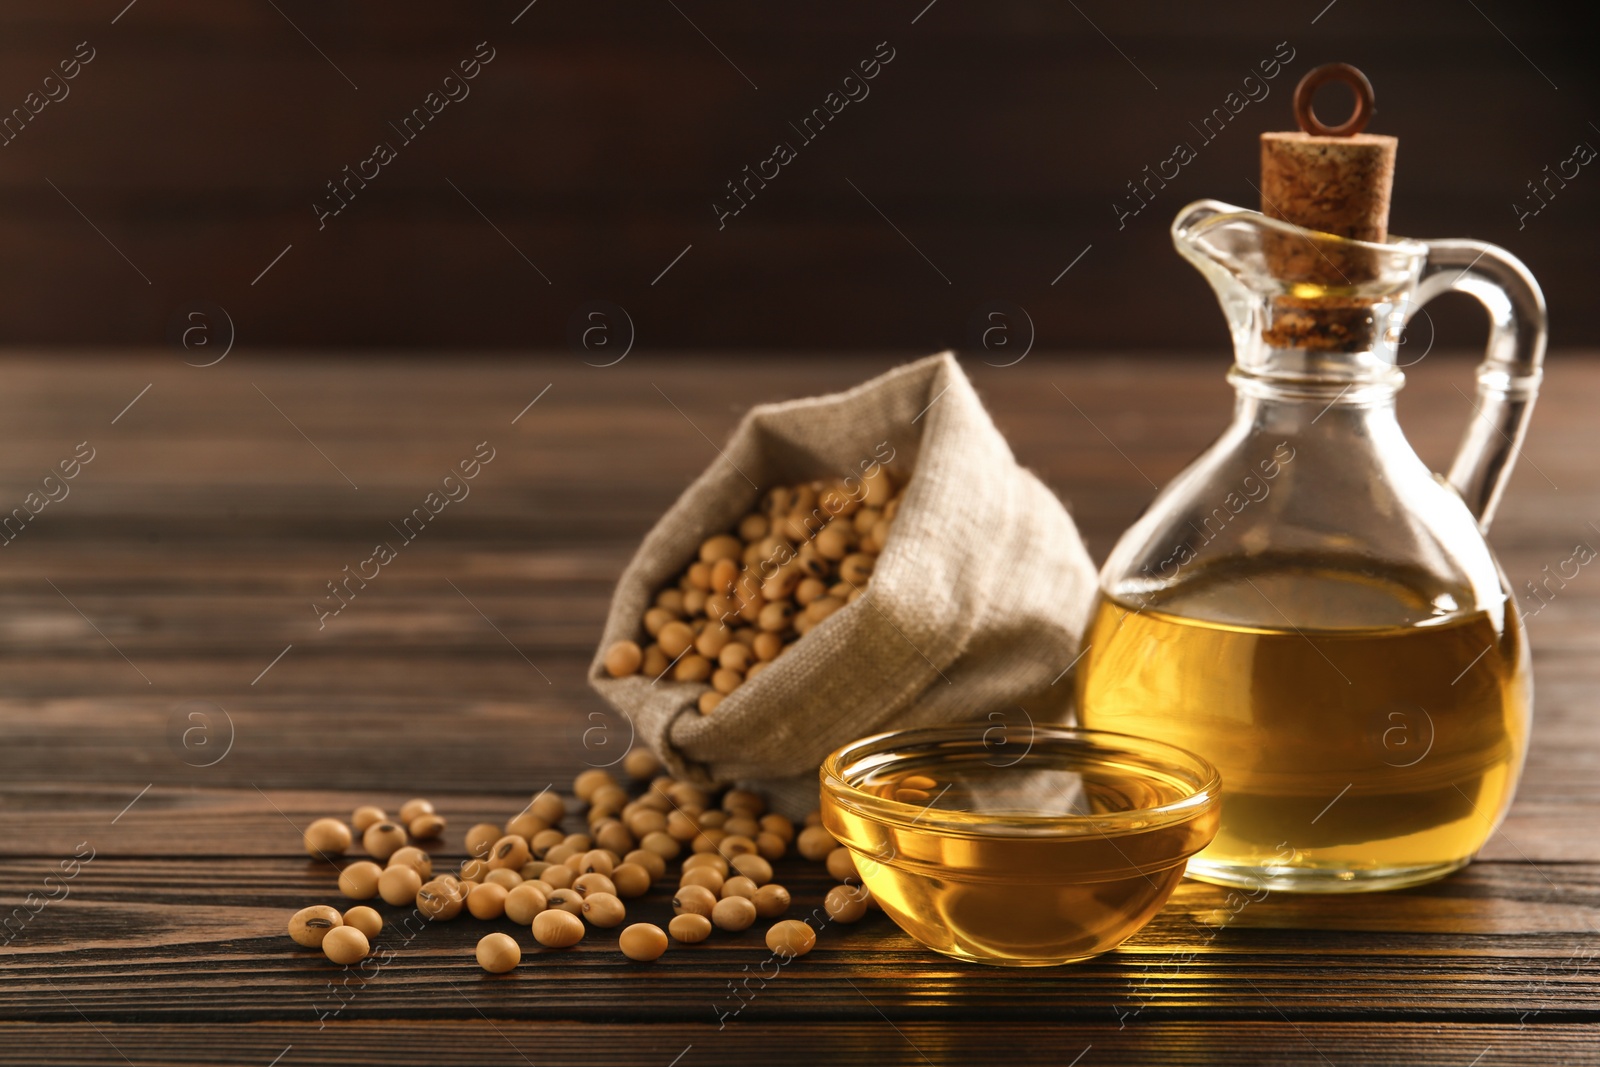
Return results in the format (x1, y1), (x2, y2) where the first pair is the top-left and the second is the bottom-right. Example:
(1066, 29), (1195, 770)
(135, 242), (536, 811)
(819, 724), (1220, 967)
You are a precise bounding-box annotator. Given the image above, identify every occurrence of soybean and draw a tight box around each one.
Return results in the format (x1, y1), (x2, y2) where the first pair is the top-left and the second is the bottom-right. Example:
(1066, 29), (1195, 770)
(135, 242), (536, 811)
(619, 923), (669, 962)
(729, 854), (772, 886)
(532, 909), (585, 948)
(545, 888), (584, 915)
(755, 832), (788, 862)
(581, 892), (627, 928)
(541, 864), (577, 890)
(573, 872), (617, 899)
(657, 621), (695, 659)
(409, 813), (446, 840)
(503, 813), (544, 844)
(765, 920), (817, 958)
(594, 821), (634, 855)
(623, 748), (663, 780)
(691, 828), (728, 854)
(350, 806), (387, 834)
(573, 769), (615, 802)
(613, 473), (907, 686)
(476, 932), (521, 973)
(467, 882), (509, 920)
(465, 822), (503, 859)
(578, 849), (615, 876)
(699, 535), (742, 563)
(627, 809), (668, 837)
(606, 863), (650, 899)
(304, 818), (352, 857)
(720, 875), (759, 900)
(760, 814), (794, 841)
(673, 654), (712, 683)
(604, 640), (643, 678)
(683, 852), (730, 875)
(531, 828), (566, 858)
(484, 867), (523, 890)
(342, 906), (383, 939)
(504, 883), (549, 925)
(672, 884), (717, 918)
(322, 926), (370, 965)
(666, 810), (700, 842)
(663, 916), (711, 950)
(378, 864), (423, 907)
(711, 895), (757, 932)
(530, 790), (567, 824)
(386, 846), (433, 879)
(488, 835), (532, 870)
(719, 835), (758, 858)
(288, 905), (343, 948)
(640, 831), (682, 860)
(824, 884), (870, 924)
(679, 866), (724, 893)
(752, 884), (792, 919)
(796, 825), (837, 861)
(417, 879), (465, 921)
(362, 822), (408, 862)
(337, 861), (383, 900)
(398, 798), (434, 823)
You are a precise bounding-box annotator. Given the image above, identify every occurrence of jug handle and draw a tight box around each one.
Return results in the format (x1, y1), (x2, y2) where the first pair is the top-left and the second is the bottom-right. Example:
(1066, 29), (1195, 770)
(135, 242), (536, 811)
(1404, 239), (1548, 533)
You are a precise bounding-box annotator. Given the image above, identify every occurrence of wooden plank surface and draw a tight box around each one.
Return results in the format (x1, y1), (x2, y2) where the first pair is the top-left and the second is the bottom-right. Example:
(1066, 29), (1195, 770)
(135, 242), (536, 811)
(1, 1), (1596, 350)
(1, 352), (1598, 1065)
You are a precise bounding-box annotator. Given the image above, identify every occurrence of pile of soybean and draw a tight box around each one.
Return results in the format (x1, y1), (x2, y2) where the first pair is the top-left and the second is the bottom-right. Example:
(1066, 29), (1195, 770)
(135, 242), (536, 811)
(602, 469), (907, 713)
(287, 748), (871, 971)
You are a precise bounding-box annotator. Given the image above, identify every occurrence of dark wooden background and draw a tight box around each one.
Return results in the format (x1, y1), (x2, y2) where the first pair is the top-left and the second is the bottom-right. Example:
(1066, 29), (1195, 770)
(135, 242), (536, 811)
(0, 1), (1594, 352)
(1, 351), (1597, 1064)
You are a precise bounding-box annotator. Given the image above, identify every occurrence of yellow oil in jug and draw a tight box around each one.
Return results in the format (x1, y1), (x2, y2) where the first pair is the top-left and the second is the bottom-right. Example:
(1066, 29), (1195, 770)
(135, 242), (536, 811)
(1076, 555), (1530, 891)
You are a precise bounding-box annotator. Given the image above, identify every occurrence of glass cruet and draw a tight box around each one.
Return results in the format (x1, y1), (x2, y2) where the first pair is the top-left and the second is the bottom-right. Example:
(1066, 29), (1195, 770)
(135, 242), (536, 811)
(1075, 199), (1548, 892)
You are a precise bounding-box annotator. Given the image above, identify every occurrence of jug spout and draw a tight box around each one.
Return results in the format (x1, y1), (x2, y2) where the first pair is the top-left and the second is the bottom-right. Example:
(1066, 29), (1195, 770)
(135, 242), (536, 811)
(1172, 199), (1428, 390)
(1171, 198), (1547, 530)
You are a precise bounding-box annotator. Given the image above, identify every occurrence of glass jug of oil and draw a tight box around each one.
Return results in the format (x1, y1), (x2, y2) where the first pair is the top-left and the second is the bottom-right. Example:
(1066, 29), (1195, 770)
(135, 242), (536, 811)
(1076, 198), (1547, 892)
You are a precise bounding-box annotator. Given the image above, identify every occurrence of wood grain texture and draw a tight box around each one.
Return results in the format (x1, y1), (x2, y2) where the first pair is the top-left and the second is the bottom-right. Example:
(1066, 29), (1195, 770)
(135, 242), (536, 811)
(0, 1), (1595, 349)
(0, 352), (1597, 1063)
(0, 1022), (1595, 1067)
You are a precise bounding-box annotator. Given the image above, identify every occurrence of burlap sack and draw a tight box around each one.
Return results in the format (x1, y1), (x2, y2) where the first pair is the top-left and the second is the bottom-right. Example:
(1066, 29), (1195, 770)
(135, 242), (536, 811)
(589, 352), (1097, 802)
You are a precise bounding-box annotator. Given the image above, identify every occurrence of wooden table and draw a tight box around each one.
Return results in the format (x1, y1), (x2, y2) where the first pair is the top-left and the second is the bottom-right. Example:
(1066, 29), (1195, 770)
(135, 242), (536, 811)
(2, 352), (1596, 1066)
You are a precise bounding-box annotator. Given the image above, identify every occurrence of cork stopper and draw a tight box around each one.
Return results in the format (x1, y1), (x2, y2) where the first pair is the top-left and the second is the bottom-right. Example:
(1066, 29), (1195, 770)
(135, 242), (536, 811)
(1259, 63), (1396, 244)
(1258, 63), (1398, 350)
(1261, 132), (1396, 244)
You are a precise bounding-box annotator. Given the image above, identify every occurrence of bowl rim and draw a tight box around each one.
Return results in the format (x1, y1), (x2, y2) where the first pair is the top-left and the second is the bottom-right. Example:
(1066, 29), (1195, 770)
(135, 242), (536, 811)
(819, 722), (1221, 839)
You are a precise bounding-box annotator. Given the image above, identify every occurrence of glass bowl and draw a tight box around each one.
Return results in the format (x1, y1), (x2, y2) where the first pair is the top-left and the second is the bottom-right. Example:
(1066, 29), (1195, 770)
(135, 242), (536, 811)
(819, 722), (1221, 967)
